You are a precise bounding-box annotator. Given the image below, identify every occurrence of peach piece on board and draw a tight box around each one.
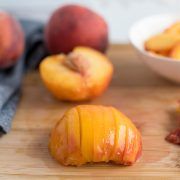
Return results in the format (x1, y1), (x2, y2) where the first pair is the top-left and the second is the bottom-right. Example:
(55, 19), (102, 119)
(101, 106), (115, 162)
(110, 107), (127, 164)
(39, 46), (113, 101)
(0, 11), (24, 68)
(111, 107), (142, 165)
(49, 105), (142, 166)
(45, 4), (108, 54)
(77, 106), (93, 162)
(66, 108), (85, 165)
(92, 106), (105, 162)
(49, 115), (68, 165)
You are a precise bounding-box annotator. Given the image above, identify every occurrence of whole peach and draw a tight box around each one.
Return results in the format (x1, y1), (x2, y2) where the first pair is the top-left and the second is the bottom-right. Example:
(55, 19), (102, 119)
(0, 11), (24, 68)
(45, 5), (108, 54)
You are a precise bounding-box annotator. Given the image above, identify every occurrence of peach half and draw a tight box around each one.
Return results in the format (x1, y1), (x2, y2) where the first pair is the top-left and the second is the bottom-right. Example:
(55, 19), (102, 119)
(39, 46), (113, 101)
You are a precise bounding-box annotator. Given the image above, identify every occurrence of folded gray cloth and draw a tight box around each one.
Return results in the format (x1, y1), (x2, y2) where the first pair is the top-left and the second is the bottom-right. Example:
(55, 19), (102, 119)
(0, 20), (47, 134)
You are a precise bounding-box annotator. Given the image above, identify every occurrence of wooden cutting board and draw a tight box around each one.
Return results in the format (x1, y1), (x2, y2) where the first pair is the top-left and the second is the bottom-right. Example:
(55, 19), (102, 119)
(0, 45), (179, 179)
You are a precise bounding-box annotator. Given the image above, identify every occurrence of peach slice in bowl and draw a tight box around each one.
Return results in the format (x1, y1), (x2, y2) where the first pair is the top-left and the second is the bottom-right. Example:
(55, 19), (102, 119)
(129, 14), (180, 83)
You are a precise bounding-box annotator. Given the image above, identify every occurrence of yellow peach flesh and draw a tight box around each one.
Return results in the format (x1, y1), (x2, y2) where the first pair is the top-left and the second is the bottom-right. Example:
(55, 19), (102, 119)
(40, 47), (113, 101)
(49, 105), (142, 166)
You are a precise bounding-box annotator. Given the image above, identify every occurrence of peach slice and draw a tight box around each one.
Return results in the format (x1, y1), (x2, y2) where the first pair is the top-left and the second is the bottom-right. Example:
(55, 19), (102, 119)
(164, 22), (180, 35)
(110, 107), (127, 164)
(66, 108), (85, 165)
(111, 107), (142, 165)
(49, 115), (68, 165)
(102, 106), (115, 162)
(169, 43), (180, 60)
(122, 117), (142, 165)
(45, 4), (108, 54)
(40, 46), (113, 101)
(92, 106), (105, 162)
(77, 105), (93, 162)
(145, 33), (180, 52)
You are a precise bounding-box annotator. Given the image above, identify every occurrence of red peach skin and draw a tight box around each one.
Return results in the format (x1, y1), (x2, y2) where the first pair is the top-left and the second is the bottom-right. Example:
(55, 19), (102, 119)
(0, 11), (24, 68)
(45, 4), (108, 54)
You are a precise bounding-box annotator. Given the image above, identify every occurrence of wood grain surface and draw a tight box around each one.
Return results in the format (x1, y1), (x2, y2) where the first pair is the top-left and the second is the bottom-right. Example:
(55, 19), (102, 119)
(0, 45), (179, 179)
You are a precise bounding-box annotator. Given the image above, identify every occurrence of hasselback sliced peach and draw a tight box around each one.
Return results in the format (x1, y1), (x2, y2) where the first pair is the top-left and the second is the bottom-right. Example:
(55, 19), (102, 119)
(49, 105), (142, 166)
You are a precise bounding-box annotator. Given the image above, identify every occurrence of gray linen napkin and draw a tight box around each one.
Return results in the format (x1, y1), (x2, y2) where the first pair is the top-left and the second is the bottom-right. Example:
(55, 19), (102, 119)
(0, 20), (47, 134)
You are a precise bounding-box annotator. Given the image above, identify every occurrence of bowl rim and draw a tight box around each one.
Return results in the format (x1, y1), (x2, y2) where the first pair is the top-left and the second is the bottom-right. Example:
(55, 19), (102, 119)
(129, 13), (180, 63)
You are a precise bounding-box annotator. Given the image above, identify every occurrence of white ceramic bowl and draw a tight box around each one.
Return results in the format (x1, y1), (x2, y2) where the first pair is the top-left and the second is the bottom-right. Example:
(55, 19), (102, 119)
(129, 14), (180, 83)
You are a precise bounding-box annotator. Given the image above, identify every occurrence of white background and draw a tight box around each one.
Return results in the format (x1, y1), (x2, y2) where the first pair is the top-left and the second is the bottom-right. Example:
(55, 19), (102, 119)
(0, 0), (180, 43)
